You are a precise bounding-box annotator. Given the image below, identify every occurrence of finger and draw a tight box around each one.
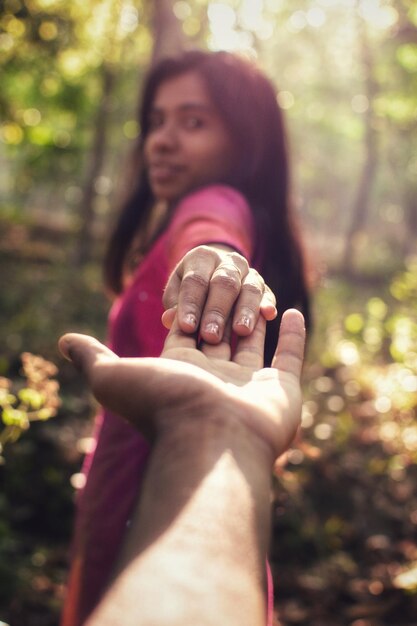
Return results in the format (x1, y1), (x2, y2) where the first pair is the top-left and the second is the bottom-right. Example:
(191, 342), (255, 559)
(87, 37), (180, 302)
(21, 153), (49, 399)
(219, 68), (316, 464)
(161, 307), (176, 330)
(162, 269), (182, 313)
(271, 309), (306, 380)
(260, 286), (278, 321)
(164, 248), (219, 333)
(60, 334), (159, 439)
(200, 317), (232, 361)
(232, 268), (266, 336)
(58, 333), (117, 377)
(200, 254), (248, 343)
(233, 315), (266, 369)
(162, 314), (198, 353)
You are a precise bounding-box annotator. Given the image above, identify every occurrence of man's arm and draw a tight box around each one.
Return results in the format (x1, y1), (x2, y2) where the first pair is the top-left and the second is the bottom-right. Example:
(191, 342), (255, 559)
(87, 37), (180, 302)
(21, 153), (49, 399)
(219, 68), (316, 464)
(59, 309), (305, 626)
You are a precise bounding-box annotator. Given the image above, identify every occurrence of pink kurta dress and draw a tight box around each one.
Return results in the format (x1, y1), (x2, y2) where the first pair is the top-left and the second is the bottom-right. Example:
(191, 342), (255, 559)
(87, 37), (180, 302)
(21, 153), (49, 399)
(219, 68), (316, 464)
(61, 184), (273, 626)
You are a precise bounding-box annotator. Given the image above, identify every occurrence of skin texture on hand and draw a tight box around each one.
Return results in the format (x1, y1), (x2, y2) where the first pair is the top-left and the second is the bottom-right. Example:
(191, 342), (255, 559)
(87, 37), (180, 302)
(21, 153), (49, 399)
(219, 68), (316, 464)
(59, 309), (304, 460)
(162, 244), (277, 345)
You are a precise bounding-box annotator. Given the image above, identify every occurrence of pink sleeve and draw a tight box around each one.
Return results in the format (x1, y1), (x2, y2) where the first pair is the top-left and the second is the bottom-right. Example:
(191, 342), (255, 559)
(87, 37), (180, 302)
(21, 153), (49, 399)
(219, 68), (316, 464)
(167, 185), (255, 269)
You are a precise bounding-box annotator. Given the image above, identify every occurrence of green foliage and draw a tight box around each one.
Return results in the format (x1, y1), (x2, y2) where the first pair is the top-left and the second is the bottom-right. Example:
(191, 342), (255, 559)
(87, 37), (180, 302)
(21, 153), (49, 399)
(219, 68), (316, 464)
(272, 261), (417, 623)
(1, 0), (416, 267)
(0, 353), (60, 459)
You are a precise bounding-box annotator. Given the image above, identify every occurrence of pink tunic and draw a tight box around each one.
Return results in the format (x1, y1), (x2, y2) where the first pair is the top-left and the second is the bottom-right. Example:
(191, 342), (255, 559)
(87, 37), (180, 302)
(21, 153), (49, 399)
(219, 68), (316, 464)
(61, 184), (273, 626)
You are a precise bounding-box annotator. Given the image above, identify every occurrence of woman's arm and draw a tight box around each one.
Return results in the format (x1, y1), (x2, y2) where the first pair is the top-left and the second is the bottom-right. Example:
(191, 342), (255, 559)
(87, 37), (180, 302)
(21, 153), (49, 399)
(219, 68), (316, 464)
(161, 185), (277, 345)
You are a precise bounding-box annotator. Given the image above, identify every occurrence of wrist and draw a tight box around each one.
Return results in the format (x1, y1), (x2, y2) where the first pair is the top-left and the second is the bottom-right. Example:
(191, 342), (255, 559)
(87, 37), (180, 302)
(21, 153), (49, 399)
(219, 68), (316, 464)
(157, 399), (275, 472)
(125, 403), (273, 555)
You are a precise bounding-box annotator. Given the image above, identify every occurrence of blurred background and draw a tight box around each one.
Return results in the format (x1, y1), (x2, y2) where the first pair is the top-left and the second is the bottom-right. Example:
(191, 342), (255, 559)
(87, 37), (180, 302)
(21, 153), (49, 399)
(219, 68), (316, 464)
(0, 0), (416, 624)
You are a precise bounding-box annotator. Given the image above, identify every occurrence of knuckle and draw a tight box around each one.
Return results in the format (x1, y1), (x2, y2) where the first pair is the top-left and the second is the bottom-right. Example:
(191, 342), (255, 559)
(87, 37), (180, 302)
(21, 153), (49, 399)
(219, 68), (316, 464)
(210, 271), (241, 295)
(227, 251), (248, 271)
(242, 282), (263, 298)
(264, 287), (277, 304)
(185, 245), (218, 264)
(237, 303), (257, 316)
(247, 267), (265, 287)
(182, 271), (210, 292)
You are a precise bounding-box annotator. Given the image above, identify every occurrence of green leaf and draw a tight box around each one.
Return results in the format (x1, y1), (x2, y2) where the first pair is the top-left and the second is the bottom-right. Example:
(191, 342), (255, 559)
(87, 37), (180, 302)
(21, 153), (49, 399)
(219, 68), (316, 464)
(0, 390), (17, 407)
(36, 408), (54, 421)
(18, 388), (44, 410)
(1, 408), (29, 429)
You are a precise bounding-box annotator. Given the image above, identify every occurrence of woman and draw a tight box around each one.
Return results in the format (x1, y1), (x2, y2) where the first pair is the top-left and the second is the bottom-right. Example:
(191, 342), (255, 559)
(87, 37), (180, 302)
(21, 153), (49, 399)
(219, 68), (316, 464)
(61, 50), (311, 626)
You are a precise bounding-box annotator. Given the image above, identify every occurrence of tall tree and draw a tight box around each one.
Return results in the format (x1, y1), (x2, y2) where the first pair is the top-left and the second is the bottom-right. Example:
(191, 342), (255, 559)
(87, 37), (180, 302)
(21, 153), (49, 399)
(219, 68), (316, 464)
(151, 0), (185, 65)
(341, 11), (379, 273)
(73, 62), (116, 265)
(74, 0), (185, 264)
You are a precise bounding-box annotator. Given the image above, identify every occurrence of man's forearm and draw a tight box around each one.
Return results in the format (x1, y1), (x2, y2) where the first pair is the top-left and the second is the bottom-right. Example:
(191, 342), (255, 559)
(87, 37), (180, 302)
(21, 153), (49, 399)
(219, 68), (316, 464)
(87, 411), (273, 626)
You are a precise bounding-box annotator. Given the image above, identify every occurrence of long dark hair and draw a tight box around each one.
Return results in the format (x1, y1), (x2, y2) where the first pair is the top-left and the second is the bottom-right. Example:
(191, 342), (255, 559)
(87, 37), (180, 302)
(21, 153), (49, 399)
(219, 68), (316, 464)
(104, 50), (311, 364)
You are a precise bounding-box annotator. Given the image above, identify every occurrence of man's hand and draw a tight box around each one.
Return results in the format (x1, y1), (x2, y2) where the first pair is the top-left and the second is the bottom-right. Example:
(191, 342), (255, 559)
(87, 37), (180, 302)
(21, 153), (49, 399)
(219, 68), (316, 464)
(58, 309), (305, 462)
(61, 310), (305, 626)
(162, 245), (277, 344)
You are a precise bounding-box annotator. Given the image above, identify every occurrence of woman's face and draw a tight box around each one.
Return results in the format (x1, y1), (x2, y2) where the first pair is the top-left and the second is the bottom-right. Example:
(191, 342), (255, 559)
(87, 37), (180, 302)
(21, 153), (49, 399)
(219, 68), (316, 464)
(143, 71), (236, 203)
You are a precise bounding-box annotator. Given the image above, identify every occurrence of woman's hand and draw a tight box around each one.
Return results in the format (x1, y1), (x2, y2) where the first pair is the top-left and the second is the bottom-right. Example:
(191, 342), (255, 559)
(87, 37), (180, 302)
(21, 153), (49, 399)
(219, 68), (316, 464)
(58, 309), (305, 462)
(162, 245), (277, 344)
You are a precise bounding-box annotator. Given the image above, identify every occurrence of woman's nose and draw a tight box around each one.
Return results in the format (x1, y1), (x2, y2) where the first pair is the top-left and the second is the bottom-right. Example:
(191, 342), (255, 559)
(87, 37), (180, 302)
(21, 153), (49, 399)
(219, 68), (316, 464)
(150, 122), (178, 151)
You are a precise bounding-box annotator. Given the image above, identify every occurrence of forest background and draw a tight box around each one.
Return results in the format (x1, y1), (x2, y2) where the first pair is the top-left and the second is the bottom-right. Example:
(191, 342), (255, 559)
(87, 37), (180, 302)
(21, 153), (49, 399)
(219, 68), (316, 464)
(0, 0), (416, 625)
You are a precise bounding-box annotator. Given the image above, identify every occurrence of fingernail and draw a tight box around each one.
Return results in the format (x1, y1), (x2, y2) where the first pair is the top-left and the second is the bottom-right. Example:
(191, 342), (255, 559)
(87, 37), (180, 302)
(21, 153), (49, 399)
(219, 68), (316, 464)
(237, 316), (251, 329)
(59, 338), (72, 361)
(205, 322), (220, 336)
(185, 313), (197, 328)
(59, 339), (83, 371)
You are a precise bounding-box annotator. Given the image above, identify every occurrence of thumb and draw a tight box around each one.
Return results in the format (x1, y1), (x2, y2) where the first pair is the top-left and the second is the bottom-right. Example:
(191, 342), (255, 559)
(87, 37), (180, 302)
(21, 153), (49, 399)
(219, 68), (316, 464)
(59, 333), (155, 437)
(271, 309), (306, 381)
(58, 333), (117, 380)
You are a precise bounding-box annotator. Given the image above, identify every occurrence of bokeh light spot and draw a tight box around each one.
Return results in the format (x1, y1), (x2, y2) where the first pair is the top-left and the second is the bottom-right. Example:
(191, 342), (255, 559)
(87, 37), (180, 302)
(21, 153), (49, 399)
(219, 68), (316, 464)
(182, 16), (200, 37)
(123, 119), (139, 139)
(307, 7), (326, 28)
(374, 396), (392, 414)
(315, 423), (332, 440)
(1, 122), (24, 145)
(315, 376), (333, 393)
(287, 11), (307, 32)
(367, 297), (387, 319)
(345, 313), (364, 334)
(39, 21), (58, 41)
(23, 108), (42, 127)
(337, 341), (360, 365)
(5, 16), (25, 37)
(277, 91), (295, 110)
(327, 395), (345, 412)
(53, 130), (72, 148)
(173, 1), (192, 20)
(351, 94), (369, 113)
(70, 472), (86, 490)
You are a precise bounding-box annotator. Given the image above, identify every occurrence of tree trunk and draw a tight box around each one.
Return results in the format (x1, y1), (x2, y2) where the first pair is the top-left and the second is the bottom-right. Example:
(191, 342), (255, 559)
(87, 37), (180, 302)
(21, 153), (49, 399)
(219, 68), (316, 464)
(151, 0), (185, 65)
(73, 64), (115, 266)
(341, 16), (378, 273)
(73, 0), (184, 265)
(403, 189), (417, 257)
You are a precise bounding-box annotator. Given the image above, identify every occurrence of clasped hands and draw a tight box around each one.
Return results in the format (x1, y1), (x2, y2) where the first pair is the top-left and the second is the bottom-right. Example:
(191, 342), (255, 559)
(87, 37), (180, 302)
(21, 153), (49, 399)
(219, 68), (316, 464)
(59, 246), (305, 466)
(162, 245), (277, 342)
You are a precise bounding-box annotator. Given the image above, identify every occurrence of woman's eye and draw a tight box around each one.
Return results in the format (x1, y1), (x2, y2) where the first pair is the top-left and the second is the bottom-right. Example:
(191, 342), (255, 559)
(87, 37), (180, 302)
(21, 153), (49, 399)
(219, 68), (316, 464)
(183, 116), (204, 129)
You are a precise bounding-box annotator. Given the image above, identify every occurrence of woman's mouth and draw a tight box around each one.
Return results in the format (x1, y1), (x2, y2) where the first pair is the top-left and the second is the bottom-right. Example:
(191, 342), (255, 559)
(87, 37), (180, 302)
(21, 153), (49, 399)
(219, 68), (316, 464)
(148, 162), (184, 181)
